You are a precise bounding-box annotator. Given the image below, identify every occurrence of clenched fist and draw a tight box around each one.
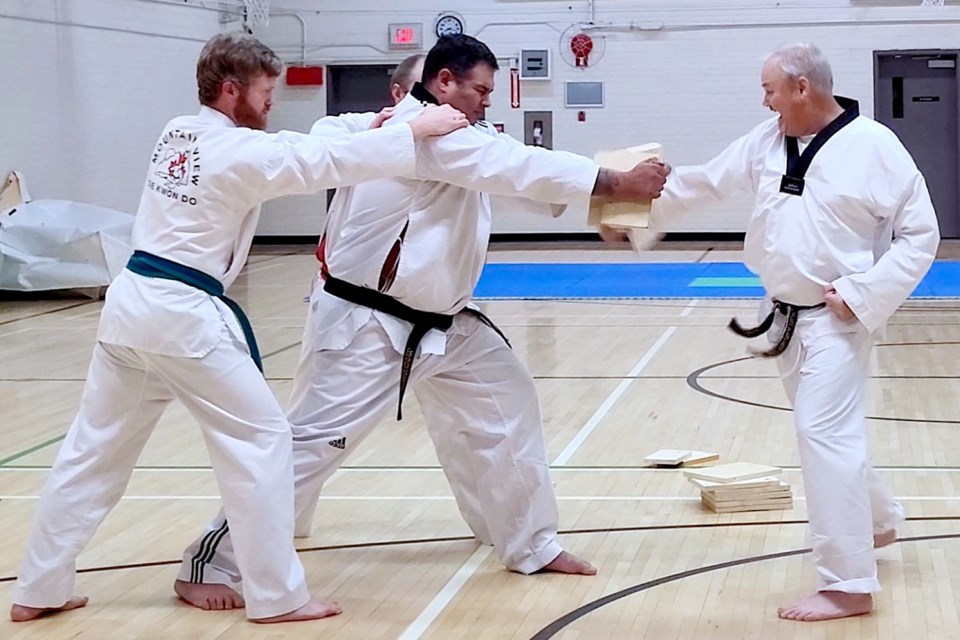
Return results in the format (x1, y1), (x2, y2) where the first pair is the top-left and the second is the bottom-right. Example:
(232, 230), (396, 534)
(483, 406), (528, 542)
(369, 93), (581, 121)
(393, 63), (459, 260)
(623, 159), (670, 201)
(593, 158), (671, 202)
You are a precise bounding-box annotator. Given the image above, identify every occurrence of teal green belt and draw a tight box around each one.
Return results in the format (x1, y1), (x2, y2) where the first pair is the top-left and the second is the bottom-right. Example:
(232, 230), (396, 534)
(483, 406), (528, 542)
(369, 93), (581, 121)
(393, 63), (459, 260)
(125, 250), (263, 373)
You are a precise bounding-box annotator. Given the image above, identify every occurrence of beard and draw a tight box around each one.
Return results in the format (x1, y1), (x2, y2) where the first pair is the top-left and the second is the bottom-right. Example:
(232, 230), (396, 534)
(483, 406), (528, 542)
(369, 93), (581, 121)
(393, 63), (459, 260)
(234, 90), (268, 130)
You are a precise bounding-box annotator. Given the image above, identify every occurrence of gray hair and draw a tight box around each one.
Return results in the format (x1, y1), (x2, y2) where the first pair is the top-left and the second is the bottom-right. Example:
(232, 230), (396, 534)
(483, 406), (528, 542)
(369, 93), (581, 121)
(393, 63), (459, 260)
(766, 43), (833, 94)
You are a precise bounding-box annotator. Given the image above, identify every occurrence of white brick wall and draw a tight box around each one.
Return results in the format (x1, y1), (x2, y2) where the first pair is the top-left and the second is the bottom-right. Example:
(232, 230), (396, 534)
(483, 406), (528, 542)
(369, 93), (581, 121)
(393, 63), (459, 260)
(3, 1), (956, 235)
(0, 0), (219, 214)
(257, 0), (960, 235)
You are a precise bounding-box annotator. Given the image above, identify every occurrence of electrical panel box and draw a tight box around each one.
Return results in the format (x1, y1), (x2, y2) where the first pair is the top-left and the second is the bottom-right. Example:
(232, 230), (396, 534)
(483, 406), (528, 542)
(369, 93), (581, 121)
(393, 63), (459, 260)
(520, 49), (550, 80)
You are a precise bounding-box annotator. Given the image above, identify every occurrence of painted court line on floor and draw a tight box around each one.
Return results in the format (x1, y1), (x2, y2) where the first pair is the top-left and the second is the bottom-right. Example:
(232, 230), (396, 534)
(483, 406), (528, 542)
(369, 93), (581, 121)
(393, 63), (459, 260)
(397, 545), (494, 640)
(2, 495), (959, 502)
(552, 325), (677, 466)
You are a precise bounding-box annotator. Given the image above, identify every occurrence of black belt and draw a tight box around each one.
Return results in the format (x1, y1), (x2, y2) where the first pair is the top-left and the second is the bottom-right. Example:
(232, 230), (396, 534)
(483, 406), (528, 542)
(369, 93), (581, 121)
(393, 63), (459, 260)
(728, 300), (826, 357)
(323, 276), (510, 420)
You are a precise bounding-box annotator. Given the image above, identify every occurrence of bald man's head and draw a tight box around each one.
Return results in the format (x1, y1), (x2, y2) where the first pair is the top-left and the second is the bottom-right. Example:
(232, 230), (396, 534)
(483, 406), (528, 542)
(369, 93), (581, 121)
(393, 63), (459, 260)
(391, 54), (426, 104)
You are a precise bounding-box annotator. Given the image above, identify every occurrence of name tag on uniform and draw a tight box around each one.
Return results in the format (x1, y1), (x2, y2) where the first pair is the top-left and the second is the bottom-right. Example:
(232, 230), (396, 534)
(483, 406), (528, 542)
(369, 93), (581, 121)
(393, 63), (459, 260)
(780, 175), (805, 196)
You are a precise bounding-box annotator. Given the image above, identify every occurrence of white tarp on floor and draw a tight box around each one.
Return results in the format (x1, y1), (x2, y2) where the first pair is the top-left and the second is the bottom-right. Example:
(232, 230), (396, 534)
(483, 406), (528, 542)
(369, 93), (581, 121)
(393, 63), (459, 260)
(0, 197), (134, 292)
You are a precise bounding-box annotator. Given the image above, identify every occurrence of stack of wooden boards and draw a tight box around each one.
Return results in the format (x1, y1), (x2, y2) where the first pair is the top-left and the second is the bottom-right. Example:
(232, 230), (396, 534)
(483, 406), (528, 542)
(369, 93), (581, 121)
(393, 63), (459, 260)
(588, 143), (663, 252)
(684, 462), (793, 513)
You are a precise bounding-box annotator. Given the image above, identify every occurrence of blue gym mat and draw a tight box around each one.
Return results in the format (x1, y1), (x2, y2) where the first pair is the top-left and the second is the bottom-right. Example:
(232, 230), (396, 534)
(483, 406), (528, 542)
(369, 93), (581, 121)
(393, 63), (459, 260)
(472, 261), (960, 299)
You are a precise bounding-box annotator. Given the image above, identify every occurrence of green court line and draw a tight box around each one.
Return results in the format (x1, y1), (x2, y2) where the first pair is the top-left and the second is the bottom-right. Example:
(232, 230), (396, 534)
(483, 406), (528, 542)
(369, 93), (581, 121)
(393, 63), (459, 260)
(0, 434), (66, 467)
(690, 276), (762, 288)
(0, 340), (302, 467)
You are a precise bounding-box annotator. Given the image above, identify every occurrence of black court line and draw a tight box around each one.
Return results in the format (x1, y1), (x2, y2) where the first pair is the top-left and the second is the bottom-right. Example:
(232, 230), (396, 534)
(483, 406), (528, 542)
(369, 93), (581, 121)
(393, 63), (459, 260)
(687, 349), (960, 426)
(529, 531), (960, 639)
(244, 250), (302, 265)
(530, 374), (960, 380)
(0, 300), (99, 328)
(3, 517), (959, 585)
(258, 341), (302, 362)
(0, 534), (468, 583)
(492, 322), (960, 328)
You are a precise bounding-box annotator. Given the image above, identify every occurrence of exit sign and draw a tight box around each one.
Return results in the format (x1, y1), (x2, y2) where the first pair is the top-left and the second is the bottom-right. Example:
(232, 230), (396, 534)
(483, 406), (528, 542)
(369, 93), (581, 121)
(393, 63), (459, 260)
(388, 23), (423, 50)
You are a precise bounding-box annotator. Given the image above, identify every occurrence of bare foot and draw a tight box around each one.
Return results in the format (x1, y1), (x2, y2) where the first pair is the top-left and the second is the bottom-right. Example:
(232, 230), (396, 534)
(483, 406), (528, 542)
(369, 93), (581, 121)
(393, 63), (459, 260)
(778, 592), (872, 622)
(537, 551), (598, 576)
(874, 529), (897, 548)
(174, 579), (245, 611)
(251, 596), (342, 624)
(10, 596), (88, 622)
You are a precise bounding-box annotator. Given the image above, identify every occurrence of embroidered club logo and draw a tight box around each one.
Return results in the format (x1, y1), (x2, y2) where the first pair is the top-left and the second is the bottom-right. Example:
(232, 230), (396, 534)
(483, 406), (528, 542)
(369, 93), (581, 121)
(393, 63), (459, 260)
(159, 149), (191, 187)
(148, 129), (201, 206)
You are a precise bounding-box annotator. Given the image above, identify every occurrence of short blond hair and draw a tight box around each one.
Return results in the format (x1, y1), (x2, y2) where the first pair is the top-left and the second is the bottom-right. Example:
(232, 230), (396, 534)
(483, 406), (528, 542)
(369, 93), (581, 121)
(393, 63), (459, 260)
(196, 33), (282, 105)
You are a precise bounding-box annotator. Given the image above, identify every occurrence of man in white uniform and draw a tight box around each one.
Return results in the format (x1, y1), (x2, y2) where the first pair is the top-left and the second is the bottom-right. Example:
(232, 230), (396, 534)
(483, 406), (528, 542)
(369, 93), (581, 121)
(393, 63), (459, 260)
(336, 51), (568, 224)
(9, 33), (466, 624)
(638, 43), (939, 621)
(307, 51), (563, 547)
(179, 34), (668, 590)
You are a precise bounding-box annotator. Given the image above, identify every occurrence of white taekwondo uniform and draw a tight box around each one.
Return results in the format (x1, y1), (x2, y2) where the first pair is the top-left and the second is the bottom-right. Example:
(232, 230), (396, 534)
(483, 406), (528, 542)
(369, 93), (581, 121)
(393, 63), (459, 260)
(180, 83), (601, 581)
(309, 112), (569, 222)
(300, 112), (566, 544)
(13, 105), (418, 619)
(650, 100), (939, 593)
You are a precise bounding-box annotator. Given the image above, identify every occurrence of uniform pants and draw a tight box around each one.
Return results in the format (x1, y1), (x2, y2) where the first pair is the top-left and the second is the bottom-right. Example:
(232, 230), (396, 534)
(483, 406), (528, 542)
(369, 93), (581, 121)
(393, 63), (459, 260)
(180, 309), (563, 583)
(776, 311), (904, 593)
(14, 333), (309, 619)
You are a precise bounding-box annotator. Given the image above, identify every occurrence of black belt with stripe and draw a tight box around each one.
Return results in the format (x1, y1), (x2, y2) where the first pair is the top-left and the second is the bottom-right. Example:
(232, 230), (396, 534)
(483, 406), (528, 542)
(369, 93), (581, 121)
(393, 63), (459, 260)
(323, 276), (510, 420)
(728, 300), (826, 357)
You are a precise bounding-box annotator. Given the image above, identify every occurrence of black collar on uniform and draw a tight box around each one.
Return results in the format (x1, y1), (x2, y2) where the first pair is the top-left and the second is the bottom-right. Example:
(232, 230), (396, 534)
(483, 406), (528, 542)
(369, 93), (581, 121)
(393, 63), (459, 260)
(410, 82), (439, 105)
(780, 96), (860, 196)
(786, 96), (859, 178)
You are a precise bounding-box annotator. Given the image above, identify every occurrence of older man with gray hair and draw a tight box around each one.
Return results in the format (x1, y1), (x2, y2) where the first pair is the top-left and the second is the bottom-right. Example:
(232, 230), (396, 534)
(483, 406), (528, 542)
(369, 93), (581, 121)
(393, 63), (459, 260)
(634, 43), (940, 621)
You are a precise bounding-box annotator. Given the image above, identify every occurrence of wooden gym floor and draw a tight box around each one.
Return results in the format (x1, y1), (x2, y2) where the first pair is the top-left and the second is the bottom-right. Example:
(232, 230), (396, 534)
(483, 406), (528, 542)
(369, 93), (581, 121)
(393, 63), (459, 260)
(2, 243), (960, 639)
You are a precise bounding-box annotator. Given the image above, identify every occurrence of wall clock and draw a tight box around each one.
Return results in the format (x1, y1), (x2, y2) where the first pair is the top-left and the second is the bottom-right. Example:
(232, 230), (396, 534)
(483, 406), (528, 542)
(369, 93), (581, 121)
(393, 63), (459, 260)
(435, 13), (465, 37)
